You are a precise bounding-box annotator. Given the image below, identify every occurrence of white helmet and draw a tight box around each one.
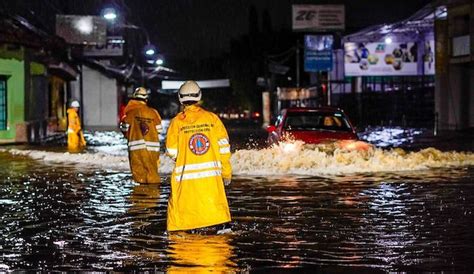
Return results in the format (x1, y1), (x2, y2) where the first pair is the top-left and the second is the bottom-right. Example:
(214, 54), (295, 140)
(132, 87), (149, 100)
(178, 80), (201, 104)
(70, 100), (80, 108)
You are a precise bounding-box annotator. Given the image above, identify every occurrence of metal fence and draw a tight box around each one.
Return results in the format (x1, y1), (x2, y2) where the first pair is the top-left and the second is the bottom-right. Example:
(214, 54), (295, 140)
(332, 87), (435, 128)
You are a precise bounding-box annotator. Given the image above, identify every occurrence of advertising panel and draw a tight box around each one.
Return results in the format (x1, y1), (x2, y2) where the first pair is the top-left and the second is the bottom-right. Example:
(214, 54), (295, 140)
(292, 5), (345, 31)
(304, 35), (333, 72)
(344, 42), (418, 76)
(83, 36), (125, 57)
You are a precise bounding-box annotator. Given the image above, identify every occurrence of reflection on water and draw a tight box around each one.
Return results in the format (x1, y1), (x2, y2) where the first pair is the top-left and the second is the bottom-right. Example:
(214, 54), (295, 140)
(358, 126), (425, 147)
(1, 150), (474, 271)
(168, 233), (236, 272)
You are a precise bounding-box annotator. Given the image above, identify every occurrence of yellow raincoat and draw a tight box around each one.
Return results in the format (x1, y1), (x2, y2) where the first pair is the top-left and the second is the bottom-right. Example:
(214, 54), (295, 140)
(67, 108), (86, 152)
(122, 100), (162, 184)
(166, 104), (231, 231)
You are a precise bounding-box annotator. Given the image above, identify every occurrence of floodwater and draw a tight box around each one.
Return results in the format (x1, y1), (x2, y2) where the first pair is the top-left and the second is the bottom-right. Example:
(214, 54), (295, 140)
(1, 128), (474, 272)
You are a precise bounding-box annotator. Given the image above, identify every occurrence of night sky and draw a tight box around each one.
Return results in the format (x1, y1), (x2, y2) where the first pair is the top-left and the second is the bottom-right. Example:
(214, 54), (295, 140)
(2, 0), (433, 60)
(124, 0), (433, 59)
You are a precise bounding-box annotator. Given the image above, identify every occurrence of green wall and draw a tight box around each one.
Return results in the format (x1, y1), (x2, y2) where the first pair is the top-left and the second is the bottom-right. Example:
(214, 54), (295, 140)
(0, 50), (25, 141)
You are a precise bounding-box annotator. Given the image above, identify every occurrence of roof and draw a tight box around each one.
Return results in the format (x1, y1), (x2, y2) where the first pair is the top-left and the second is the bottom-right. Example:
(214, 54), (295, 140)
(344, 2), (447, 43)
(0, 13), (66, 49)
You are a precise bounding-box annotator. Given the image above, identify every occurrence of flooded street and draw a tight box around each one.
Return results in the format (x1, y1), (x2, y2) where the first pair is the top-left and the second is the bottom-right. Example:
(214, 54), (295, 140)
(1, 128), (474, 272)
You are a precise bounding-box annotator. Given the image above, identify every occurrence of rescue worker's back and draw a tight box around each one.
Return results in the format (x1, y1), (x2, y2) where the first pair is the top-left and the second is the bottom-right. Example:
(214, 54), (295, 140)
(122, 88), (162, 184)
(166, 81), (231, 232)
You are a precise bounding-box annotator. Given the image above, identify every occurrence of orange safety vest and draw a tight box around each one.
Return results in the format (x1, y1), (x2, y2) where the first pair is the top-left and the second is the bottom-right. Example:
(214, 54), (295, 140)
(122, 100), (162, 183)
(166, 104), (231, 231)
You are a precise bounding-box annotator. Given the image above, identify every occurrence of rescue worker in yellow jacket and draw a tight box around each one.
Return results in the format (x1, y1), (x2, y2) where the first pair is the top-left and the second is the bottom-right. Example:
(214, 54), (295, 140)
(166, 80), (232, 232)
(67, 100), (86, 152)
(120, 87), (163, 184)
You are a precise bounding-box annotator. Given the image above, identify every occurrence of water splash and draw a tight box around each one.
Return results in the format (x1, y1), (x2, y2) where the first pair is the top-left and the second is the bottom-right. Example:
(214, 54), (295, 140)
(231, 141), (474, 176)
(2, 139), (473, 176)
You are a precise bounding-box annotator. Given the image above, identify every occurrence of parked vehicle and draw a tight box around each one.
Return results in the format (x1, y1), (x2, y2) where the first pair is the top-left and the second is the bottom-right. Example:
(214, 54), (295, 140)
(266, 107), (358, 145)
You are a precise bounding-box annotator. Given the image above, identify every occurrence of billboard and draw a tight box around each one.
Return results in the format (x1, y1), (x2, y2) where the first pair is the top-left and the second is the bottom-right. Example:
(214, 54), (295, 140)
(344, 42), (418, 76)
(304, 35), (333, 72)
(83, 36), (125, 57)
(56, 15), (107, 45)
(292, 5), (345, 31)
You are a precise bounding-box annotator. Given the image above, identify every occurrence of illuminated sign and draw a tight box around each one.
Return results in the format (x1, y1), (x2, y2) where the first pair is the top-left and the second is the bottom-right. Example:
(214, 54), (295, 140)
(304, 35), (333, 72)
(344, 42), (419, 76)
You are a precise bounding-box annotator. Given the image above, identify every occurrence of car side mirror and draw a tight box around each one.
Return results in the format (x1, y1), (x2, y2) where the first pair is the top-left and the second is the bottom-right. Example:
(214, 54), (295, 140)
(266, 125), (276, 133)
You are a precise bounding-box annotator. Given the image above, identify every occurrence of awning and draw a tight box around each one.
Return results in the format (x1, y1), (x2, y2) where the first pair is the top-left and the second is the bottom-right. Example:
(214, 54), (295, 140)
(48, 62), (79, 81)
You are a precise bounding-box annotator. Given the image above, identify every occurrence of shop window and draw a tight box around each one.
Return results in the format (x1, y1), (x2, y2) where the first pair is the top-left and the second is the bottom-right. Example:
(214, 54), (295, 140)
(0, 77), (7, 130)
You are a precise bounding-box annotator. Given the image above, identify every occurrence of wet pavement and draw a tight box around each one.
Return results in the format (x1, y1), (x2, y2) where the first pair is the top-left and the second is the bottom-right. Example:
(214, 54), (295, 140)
(0, 126), (473, 272)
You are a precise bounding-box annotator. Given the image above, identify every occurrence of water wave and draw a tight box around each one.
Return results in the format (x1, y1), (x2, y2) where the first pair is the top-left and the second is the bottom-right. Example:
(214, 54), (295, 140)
(2, 140), (473, 176)
(231, 141), (474, 175)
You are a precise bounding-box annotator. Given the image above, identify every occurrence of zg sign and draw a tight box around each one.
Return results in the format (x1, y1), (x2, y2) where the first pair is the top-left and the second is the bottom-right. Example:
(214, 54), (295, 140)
(292, 5), (345, 32)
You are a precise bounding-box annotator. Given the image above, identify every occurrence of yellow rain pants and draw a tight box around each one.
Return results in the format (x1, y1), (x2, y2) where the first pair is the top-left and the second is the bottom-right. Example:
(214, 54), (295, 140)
(166, 104), (231, 231)
(67, 108), (86, 152)
(122, 100), (162, 184)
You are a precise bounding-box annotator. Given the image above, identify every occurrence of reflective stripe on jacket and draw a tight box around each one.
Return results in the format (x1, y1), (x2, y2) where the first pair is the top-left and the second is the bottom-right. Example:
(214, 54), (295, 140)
(122, 100), (162, 152)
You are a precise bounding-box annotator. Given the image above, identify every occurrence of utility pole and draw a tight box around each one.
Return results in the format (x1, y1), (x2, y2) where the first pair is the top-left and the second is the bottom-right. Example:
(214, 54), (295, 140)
(327, 71), (331, 106)
(296, 40), (300, 88)
(79, 64), (85, 127)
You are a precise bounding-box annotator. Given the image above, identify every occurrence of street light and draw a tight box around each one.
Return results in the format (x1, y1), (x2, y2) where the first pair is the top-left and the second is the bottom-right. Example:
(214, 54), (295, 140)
(385, 36), (393, 44)
(102, 8), (118, 21)
(156, 57), (164, 65)
(144, 44), (156, 56)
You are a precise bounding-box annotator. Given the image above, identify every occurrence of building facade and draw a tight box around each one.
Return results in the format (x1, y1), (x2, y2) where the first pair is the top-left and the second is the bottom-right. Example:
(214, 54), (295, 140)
(0, 16), (76, 144)
(435, 0), (474, 129)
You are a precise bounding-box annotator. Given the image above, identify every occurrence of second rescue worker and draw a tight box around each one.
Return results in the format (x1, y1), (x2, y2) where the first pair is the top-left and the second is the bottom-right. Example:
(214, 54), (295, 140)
(166, 80), (232, 232)
(66, 100), (86, 152)
(120, 87), (163, 184)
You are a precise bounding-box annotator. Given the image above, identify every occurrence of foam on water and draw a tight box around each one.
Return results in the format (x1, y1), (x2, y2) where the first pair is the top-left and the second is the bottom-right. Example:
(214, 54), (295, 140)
(2, 140), (473, 176)
(1, 148), (175, 174)
(231, 141), (474, 175)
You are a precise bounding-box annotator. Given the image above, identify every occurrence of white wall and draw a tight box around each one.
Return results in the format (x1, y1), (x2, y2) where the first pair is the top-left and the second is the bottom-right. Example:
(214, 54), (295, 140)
(82, 66), (118, 129)
(70, 79), (80, 102)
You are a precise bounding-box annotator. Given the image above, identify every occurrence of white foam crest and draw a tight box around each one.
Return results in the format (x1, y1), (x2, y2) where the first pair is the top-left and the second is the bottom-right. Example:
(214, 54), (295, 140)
(2, 142), (473, 176)
(231, 141), (474, 175)
(1, 148), (175, 174)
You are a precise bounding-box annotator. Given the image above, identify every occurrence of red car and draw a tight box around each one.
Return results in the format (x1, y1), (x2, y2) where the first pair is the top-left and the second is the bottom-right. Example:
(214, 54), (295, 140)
(266, 107), (358, 145)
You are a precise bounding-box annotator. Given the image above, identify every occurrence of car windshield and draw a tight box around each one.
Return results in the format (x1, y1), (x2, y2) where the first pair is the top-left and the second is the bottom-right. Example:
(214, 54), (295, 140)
(283, 111), (352, 131)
